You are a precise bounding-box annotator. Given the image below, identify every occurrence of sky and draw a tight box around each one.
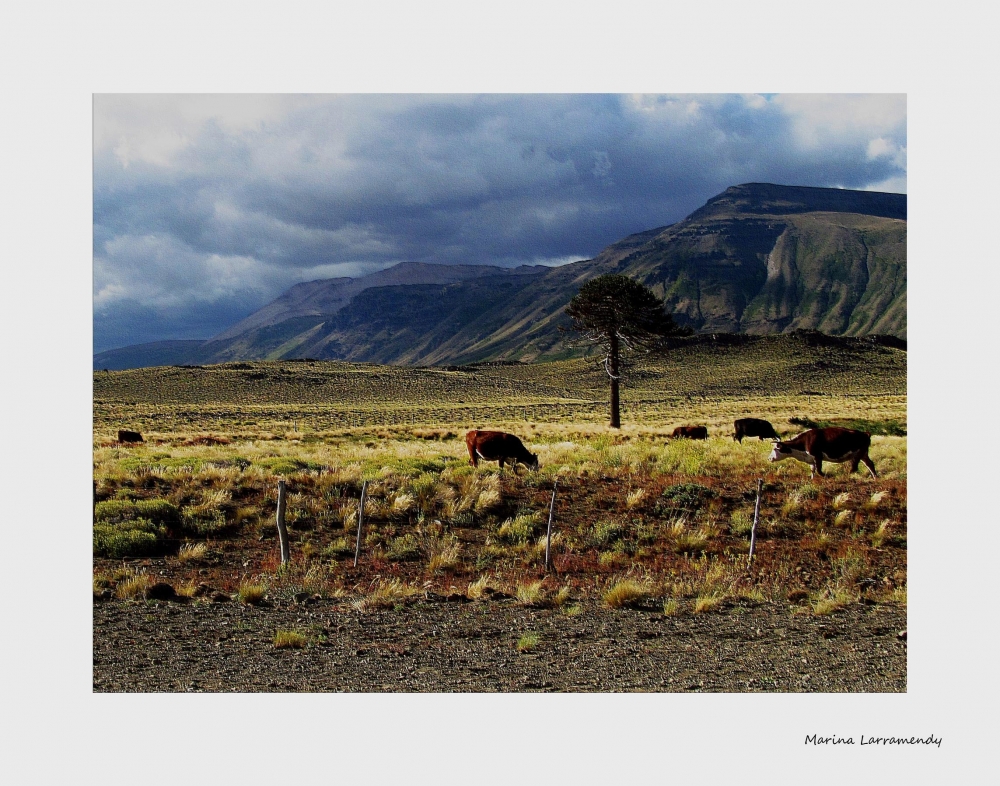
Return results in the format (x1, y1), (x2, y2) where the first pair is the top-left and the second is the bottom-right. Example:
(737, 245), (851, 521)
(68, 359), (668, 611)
(93, 93), (907, 353)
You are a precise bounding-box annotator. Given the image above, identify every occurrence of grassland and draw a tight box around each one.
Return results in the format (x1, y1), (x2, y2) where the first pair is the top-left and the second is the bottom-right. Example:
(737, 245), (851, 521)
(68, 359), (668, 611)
(93, 334), (906, 621)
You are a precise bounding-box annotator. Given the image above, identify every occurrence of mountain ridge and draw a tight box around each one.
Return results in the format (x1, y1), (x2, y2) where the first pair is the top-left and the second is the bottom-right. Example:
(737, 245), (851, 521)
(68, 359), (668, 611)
(95, 183), (906, 370)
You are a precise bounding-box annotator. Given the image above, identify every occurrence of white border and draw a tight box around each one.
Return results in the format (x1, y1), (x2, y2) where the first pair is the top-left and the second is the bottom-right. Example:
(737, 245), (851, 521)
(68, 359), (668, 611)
(5, 1), (994, 782)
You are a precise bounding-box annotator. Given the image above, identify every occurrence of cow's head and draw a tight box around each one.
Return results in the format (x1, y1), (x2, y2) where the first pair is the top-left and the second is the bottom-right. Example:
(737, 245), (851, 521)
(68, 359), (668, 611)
(526, 453), (540, 471)
(768, 442), (792, 463)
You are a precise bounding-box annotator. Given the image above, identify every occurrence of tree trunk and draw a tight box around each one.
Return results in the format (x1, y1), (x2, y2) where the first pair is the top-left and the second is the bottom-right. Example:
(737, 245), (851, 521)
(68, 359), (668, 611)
(609, 334), (621, 429)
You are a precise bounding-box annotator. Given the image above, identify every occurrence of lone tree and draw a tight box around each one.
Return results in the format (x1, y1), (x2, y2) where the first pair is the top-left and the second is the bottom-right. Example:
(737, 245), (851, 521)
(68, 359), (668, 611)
(565, 274), (691, 428)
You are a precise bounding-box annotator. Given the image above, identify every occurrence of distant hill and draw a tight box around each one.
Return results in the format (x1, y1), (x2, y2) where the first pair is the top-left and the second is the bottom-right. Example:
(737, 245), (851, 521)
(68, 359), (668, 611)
(96, 183), (906, 369)
(93, 340), (205, 371)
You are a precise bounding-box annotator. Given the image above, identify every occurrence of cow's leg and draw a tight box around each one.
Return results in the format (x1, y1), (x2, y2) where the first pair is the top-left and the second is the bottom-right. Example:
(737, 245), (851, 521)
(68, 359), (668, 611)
(811, 454), (824, 477)
(469, 447), (478, 467)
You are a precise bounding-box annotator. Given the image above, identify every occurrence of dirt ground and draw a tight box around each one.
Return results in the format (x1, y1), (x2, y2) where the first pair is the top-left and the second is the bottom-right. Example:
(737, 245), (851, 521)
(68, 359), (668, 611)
(93, 596), (906, 692)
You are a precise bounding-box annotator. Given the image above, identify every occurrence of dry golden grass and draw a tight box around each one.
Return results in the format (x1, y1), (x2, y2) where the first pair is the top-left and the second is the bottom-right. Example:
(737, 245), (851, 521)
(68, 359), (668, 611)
(237, 581), (267, 605)
(809, 587), (857, 616)
(274, 630), (307, 649)
(693, 594), (725, 613)
(625, 488), (646, 510)
(515, 580), (546, 606)
(94, 350), (906, 614)
(177, 542), (208, 562)
(466, 575), (491, 600)
(427, 537), (462, 573)
(115, 571), (152, 600)
(352, 579), (421, 612)
(603, 579), (652, 609)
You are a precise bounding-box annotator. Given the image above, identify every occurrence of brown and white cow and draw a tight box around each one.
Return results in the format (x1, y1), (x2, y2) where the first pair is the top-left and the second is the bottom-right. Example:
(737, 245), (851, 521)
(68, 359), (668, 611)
(670, 425), (708, 440)
(466, 430), (539, 471)
(768, 427), (876, 478)
(733, 418), (780, 443)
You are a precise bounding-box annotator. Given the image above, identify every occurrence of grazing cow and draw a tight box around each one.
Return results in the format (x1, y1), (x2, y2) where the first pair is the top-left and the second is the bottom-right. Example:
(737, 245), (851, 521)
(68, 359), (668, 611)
(768, 427), (877, 478)
(733, 418), (780, 443)
(670, 425), (708, 440)
(117, 429), (143, 444)
(466, 430), (539, 471)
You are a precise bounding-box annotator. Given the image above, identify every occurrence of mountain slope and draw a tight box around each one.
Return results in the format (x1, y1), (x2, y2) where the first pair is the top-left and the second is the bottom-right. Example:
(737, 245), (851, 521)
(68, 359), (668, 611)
(445, 184), (905, 363)
(96, 183), (906, 369)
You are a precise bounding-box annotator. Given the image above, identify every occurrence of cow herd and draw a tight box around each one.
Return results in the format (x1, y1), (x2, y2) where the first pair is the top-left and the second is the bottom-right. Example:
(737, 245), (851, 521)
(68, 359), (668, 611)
(466, 418), (878, 479)
(116, 419), (878, 480)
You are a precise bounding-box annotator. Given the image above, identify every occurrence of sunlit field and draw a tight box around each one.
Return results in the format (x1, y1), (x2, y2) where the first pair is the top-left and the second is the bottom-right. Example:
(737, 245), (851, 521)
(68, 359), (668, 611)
(94, 336), (906, 616)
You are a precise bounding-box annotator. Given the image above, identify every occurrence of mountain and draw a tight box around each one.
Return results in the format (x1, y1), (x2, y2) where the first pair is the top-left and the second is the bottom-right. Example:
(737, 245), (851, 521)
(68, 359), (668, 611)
(93, 340), (206, 371)
(95, 183), (906, 369)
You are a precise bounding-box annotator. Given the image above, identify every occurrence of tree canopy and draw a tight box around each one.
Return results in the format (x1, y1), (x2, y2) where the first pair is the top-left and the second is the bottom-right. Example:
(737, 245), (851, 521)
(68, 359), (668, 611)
(565, 274), (691, 427)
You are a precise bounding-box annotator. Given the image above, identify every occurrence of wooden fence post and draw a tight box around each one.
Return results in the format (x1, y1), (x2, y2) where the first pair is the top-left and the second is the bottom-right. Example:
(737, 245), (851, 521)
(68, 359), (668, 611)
(747, 478), (762, 569)
(276, 479), (290, 565)
(353, 480), (368, 568)
(544, 480), (558, 571)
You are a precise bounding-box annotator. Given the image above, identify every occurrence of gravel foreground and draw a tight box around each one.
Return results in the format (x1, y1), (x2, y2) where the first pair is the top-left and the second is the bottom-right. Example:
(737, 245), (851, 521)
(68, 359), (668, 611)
(93, 598), (906, 693)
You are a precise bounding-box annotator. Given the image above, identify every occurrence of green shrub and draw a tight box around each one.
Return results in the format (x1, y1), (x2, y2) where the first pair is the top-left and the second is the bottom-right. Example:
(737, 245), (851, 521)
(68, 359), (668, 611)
(497, 512), (540, 545)
(322, 537), (355, 559)
(180, 509), (233, 536)
(590, 519), (627, 547)
(656, 483), (715, 513)
(95, 498), (179, 528)
(93, 518), (165, 558)
(386, 533), (422, 561)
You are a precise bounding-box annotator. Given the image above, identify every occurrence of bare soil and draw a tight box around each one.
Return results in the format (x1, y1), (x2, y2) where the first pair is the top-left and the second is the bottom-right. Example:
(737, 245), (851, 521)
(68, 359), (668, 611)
(92, 596), (906, 692)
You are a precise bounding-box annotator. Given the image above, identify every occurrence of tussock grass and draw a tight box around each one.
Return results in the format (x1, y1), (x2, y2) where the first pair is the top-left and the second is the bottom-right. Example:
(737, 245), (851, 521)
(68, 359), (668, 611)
(352, 579), (421, 612)
(669, 520), (710, 555)
(603, 579), (653, 609)
(809, 587), (858, 616)
(693, 593), (725, 613)
(832, 492), (852, 510)
(237, 581), (267, 605)
(427, 537), (462, 573)
(729, 508), (754, 535)
(866, 490), (889, 509)
(663, 598), (682, 616)
(177, 542), (208, 562)
(516, 580), (546, 606)
(598, 551), (628, 569)
(870, 519), (892, 548)
(115, 571), (152, 600)
(385, 534), (421, 562)
(625, 488), (647, 510)
(516, 634), (539, 653)
(466, 575), (491, 600)
(274, 630), (307, 649)
(497, 512), (541, 545)
(391, 492), (415, 516)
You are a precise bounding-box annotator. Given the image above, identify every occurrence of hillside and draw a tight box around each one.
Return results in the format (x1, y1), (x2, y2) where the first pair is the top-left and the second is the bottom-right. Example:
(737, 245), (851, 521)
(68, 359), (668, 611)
(94, 332), (906, 436)
(95, 183), (906, 369)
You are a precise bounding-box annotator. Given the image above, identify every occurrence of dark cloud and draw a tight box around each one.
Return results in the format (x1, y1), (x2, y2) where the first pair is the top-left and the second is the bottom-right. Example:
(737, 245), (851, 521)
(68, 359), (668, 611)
(93, 93), (906, 352)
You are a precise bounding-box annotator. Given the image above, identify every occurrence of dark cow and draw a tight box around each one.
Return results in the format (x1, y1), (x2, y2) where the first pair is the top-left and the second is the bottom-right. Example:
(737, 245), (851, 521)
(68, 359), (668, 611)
(466, 430), (539, 471)
(768, 427), (877, 478)
(117, 429), (144, 444)
(670, 426), (708, 440)
(733, 418), (780, 443)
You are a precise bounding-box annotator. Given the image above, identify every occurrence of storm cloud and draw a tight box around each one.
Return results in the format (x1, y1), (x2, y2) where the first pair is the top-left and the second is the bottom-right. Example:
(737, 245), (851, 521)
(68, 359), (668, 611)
(93, 93), (906, 352)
